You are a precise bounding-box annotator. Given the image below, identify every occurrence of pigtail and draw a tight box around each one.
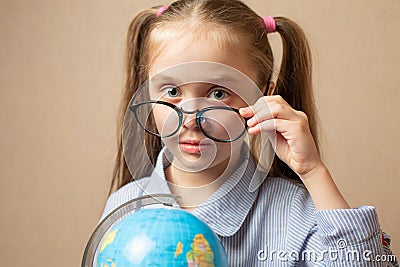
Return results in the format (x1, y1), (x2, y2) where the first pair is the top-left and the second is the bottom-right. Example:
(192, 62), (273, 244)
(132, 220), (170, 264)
(108, 7), (162, 195)
(269, 17), (320, 182)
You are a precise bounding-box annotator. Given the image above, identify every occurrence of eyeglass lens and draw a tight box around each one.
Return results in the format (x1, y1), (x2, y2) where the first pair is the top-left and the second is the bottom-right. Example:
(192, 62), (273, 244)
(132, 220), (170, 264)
(133, 102), (246, 142)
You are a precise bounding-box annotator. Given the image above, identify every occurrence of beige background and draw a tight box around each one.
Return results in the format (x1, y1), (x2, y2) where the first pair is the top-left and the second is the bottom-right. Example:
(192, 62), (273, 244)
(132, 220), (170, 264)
(0, 0), (399, 265)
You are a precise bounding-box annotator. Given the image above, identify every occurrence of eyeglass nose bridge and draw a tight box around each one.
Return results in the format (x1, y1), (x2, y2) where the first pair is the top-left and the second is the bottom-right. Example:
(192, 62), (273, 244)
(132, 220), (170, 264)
(176, 106), (201, 129)
(177, 106), (201, 115)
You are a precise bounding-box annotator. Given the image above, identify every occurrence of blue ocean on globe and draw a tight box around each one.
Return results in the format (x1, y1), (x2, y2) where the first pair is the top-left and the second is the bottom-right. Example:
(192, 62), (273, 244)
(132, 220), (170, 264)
(95, 207), (228, 267)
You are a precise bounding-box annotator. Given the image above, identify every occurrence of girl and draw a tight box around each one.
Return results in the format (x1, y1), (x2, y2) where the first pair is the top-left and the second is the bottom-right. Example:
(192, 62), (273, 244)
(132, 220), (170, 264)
(100, 0), (398, 265)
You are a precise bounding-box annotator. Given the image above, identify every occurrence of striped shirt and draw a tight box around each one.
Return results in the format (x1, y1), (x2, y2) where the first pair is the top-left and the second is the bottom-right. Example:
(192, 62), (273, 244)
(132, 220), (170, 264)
(101, 146), (398, 266)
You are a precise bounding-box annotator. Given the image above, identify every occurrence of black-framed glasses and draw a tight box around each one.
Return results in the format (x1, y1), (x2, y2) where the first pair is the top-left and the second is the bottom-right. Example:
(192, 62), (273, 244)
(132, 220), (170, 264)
(129, 100), (248, 143)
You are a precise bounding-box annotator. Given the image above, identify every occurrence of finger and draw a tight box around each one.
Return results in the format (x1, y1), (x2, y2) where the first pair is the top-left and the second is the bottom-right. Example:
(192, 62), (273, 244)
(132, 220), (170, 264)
(248, 118), (298, 135)
(239, 97), (275, 117)
(240, 95), (296, 119)
(239, 106), (255, 118)
(249, 117), (310, 142)
(248, 96), (293, 122)
(246, 108), (272, 127)
(247, 102), (298, 127)
(265, 95), (290, 106)
(248, 119), (277, 135)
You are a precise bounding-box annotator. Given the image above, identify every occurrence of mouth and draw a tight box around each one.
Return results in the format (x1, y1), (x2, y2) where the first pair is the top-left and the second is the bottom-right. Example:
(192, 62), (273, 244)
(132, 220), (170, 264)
(179, 139), (210, 154)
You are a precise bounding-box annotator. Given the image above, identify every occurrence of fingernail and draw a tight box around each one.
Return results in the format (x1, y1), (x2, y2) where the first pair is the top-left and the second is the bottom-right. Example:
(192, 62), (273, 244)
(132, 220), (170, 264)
(240, 107), (249, 113)
(248, 125), (259, 134)
(247, 117), (255, 125)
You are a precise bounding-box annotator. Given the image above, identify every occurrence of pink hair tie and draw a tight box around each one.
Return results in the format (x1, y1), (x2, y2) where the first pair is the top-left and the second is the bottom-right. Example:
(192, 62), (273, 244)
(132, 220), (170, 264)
(156, 6), (168, 17)
(263, 16), (276, 33)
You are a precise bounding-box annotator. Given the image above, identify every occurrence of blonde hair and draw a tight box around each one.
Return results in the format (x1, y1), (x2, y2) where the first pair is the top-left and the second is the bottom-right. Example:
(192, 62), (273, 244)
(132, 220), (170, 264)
(108, 0), (319, 195)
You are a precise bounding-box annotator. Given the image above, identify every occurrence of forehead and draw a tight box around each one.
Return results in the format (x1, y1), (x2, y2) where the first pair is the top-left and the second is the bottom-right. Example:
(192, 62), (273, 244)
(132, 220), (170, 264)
(147, 28), (258, 83)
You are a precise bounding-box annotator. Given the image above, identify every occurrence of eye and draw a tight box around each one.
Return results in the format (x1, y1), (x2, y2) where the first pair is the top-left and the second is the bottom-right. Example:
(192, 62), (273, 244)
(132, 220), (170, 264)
(161, 86), (181, 98)
(209, 88), (228, 100)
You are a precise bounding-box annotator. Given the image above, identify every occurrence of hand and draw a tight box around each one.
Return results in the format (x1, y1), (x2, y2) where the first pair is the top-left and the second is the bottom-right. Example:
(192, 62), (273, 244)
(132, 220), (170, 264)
(239, 95), (323, 179)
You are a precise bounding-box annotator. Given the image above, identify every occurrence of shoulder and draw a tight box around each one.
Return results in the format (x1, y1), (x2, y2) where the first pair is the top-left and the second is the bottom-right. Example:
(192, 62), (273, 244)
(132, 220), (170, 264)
(99, 177), (150, 222)
(261, 176), (310, 201)
(259, 176), (316, 217)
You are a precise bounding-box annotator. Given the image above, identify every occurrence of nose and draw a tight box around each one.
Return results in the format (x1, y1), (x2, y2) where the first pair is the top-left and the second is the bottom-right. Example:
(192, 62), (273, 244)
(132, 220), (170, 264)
(179, 100), (202, 130)
(182, 113), (199, 129)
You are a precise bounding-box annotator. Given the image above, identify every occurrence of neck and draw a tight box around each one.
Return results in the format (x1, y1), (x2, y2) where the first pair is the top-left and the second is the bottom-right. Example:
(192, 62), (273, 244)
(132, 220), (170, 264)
(164, 146), (243, 208)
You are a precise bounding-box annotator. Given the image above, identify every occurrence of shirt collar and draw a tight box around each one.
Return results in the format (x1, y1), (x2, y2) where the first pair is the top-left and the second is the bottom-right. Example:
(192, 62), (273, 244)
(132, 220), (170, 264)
(144, 144), (263, 237)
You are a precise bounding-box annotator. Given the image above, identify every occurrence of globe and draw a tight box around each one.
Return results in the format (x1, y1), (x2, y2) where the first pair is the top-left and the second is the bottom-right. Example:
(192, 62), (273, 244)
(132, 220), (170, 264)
(82, 195), (228, 267)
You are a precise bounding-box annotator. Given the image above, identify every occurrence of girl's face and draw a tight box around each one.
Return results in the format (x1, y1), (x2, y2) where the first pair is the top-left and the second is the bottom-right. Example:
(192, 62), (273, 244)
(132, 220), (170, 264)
(148, 36), (259, 172)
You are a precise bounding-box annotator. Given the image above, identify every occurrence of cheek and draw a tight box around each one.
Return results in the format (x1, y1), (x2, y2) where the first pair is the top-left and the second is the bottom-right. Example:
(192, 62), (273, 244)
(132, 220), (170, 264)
(152, 107), (180, 136)
(152, 109), (164, 133)
(214, 142), (231, 156)
(216, 137), (242, 152)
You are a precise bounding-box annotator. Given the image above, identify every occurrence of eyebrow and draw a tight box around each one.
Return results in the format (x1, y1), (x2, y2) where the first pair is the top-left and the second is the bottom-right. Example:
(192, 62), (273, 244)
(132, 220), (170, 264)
(150, 74), (239, 85)
(207, 75), (239, 84)
(150, 75), (182, 85)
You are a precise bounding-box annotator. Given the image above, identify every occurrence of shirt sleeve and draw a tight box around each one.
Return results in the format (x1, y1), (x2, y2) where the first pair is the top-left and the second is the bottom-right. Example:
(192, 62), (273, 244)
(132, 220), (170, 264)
(287, 187), (398, 266)
(312, 206), (398, 266)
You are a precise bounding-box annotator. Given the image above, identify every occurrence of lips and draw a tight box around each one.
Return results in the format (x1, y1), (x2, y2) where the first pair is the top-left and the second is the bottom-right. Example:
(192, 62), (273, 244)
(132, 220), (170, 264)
(180, 139), (201, 145)
(179, 139), (209, 154)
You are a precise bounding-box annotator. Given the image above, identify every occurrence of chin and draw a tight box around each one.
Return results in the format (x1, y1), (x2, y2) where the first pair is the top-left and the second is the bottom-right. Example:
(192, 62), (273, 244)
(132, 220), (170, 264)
(175, 149), (233, 173)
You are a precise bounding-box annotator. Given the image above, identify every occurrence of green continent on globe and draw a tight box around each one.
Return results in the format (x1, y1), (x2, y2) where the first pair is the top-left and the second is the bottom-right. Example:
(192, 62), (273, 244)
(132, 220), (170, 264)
(99, 258), (116, 267)
(186, 234), (214, 267)
(100, 229), (118, 253)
